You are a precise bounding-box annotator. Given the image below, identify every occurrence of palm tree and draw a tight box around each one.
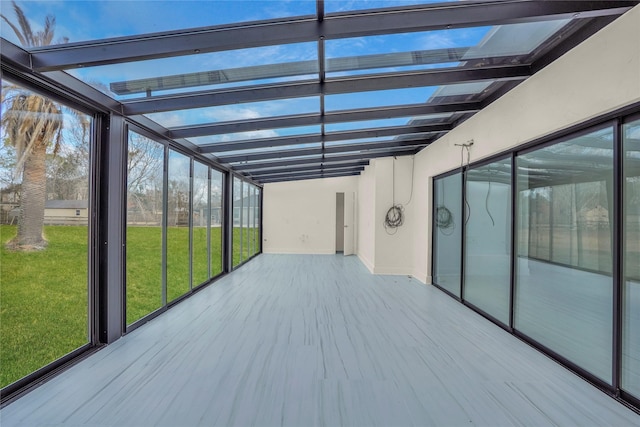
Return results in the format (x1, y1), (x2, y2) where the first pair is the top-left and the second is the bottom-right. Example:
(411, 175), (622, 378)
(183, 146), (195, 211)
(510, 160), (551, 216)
(1, 2), (65, 249)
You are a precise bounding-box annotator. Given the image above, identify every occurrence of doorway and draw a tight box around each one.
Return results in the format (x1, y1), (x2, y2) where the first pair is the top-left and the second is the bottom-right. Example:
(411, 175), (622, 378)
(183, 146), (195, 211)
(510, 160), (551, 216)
(336, 193), (345, 253)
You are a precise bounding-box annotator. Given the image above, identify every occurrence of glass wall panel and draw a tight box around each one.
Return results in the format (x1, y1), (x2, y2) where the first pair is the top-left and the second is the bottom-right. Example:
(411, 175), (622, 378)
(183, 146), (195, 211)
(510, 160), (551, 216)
(0, 80), (91, 387)
(192, 161), (209, 287)
(126, 132), (164, 325)
(210, 169), (224, 277)
(515, 127), (614, 383)
(253, 187), (262, 253)
(243, 181), (250, 261)
(232, 177), (243, 267)
(464, 158), (512, 324)
(167, 150), (191, 302)
(623, 118), (640, 398)
(433, 172), (462, 296)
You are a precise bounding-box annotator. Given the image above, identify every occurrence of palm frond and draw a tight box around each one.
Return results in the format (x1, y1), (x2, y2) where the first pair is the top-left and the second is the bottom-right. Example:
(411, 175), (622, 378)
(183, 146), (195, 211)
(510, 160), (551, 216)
(0, 13), (27, 46)
(12, 0), (35, 47)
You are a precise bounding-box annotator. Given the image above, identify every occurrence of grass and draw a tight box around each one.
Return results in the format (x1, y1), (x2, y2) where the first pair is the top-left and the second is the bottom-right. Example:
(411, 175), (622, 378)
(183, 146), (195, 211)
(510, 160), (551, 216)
(0, 224), (251, 388)
(0, 225), (88, 388)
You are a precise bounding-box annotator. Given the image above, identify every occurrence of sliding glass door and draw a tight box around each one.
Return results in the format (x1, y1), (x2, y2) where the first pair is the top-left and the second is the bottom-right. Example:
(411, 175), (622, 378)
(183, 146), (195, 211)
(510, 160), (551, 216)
(623, 117), (640, 399)
(432, 172), (462, 297)
(464, 157), (512, 325)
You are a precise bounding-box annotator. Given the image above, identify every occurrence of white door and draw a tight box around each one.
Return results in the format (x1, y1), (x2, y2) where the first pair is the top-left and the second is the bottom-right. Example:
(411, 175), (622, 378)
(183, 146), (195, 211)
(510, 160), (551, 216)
(343, 191), (355, 255)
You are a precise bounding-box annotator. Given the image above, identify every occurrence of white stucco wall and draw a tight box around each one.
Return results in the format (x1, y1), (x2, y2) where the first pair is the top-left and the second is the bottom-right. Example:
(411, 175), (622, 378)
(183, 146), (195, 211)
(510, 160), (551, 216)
(262, 176), (359, 254)
(357, 162), (376, 272)
(372, 157), (415, 275)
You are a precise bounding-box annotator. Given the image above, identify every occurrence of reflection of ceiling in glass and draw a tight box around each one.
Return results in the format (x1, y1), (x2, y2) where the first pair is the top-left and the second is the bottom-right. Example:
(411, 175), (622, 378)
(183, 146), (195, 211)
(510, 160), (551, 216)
(2, 0), (632, 184)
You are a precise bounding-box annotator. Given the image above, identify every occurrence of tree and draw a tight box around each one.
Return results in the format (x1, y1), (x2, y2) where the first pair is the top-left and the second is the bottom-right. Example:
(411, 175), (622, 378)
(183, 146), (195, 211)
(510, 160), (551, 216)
(1, 2), (69, 249)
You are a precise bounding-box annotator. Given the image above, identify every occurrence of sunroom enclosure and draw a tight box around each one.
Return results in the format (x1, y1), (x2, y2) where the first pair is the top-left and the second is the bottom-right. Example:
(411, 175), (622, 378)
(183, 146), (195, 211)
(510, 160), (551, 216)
(1, 0), (640, 415)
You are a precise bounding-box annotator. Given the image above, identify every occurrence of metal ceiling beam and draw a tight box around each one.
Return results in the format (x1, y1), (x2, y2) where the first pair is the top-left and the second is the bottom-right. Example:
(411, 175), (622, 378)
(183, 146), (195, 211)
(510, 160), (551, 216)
(198, 123), (444, 153)
(219, 136), (428, 163)
(324, 138), (430, 155)
(239, 159), (369, 173)
(231, 147), (418, 170)
(169, 102), (476, 138)
(259, 170), (362, 184)
(326, 102), (480, 123)
(222, 147), (324, 163)
(123, 66), (527, 115)
(252, 166), (365, 181)
(248, 162), (367, 177)
(324, 65), (529, 94)
(324, 124), (450, 142)
(123, 80), (319, 115)
(169, 114), (321, 139)
(199, 134), (321, 153)
(28, 1), (637, 71)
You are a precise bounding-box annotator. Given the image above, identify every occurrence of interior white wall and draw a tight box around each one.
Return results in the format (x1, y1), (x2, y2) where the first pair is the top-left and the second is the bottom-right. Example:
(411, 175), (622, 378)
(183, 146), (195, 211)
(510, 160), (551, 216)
(372, 157), (415, 275)
(358, 163), (376, 272)
(412, 5), (640, 283)
(262, 176), (358, 254)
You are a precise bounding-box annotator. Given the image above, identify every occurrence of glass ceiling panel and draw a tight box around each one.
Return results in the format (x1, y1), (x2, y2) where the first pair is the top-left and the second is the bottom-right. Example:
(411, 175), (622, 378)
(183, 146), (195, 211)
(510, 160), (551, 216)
(325, 0), (460, 14)
(188, 125), (321, 146)
(67, 42), (318, 101)
(229, 154), (321, 165)
(325, 133), (434, 147)
(144, 97), (320, 128)
(325, 81), (491, 111)
(325, 113), (451, 132)
(325, 20), (569, 77)
(211, 143), (321, 157)
(0, 1), (316, 46)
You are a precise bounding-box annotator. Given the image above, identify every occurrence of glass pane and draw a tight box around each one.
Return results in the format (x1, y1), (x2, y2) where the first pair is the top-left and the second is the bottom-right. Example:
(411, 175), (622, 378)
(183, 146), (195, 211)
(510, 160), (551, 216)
(515, 127), (614, 383)
(325, 27), (490, 77)
(233, 177), (243, 267)
(325, 87), (436, 111)
(253, 187), (262, 253)
(145, 97), (319, 128)
(210, 169), (224, 277)
(464, 158), (512, 325)
(623, 118), (640, 398)
(190, 125), (321, 146)
(1, 1), (315, 46)
(433, 173), (462, 296)
(325, 0), (460, 13)
(70, 43), (318, 101)
(126, 132), (164, 325)
(0, 80), (91, 387)
(192, 161), (209, 287)
(167, 150), (191, 302)
(325, 21), (568, 78)
(243, 181), (250, 261)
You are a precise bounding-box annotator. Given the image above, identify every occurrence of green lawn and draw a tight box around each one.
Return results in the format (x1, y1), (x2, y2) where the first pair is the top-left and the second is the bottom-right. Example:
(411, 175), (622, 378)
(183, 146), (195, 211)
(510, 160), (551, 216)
(0, 224), (233, 388)
(0, 225), (89, 388)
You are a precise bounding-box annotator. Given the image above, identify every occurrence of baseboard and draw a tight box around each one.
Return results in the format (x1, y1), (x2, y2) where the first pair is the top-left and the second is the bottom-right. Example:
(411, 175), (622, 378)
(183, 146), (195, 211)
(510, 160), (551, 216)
(372, 265), (412, 276)
(263, 248), (336, 255)
(357, 253), (375, 274)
